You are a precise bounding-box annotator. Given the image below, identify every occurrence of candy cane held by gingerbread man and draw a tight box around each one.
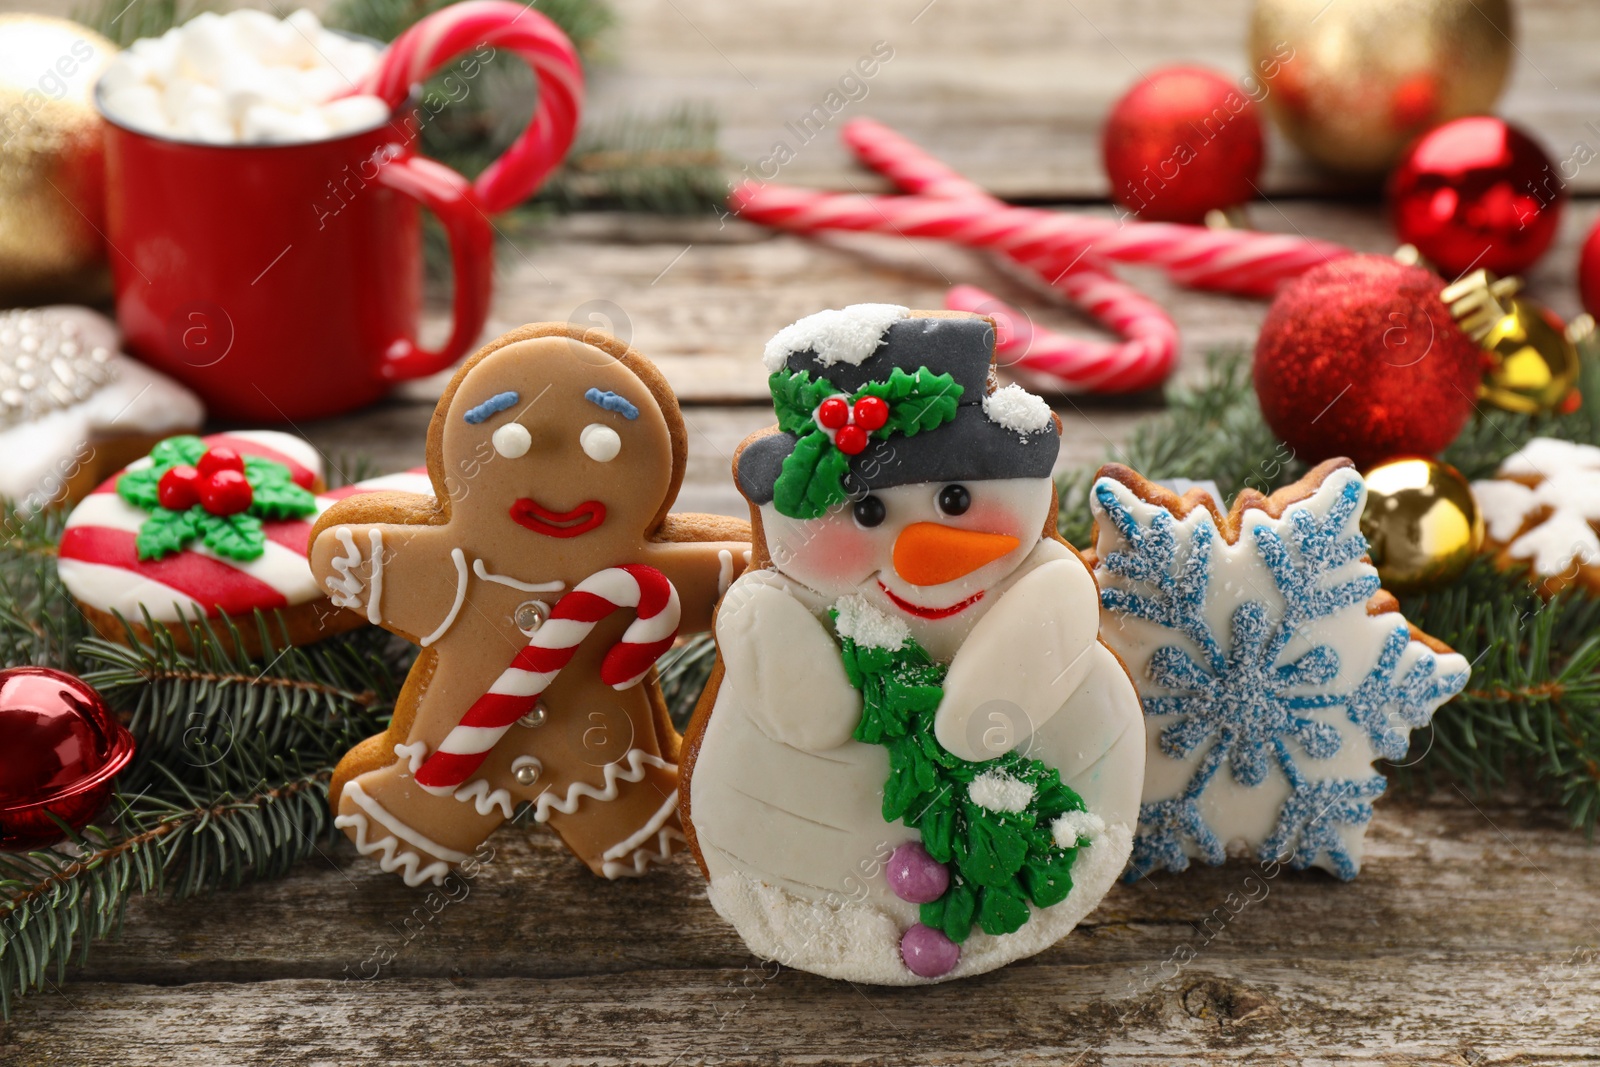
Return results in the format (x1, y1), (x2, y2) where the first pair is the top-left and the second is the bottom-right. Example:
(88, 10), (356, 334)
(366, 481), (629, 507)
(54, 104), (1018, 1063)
(308, 323), (751, 886)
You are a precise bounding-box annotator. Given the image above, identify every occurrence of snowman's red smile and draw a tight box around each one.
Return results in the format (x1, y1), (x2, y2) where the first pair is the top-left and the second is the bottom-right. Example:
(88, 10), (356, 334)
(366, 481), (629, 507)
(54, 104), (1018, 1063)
(510, 497), (607, 538)
(878, 580), (984, 620)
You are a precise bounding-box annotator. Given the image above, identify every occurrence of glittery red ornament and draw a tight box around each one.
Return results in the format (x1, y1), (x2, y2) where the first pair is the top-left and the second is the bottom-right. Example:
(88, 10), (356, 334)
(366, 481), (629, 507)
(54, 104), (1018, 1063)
(1102, 66), (1265, 223)
(1253, 255), (1481, 469)
(0, 667), (133, 850)
(1389, 117), (1563, 278)
(1579, 218), (1600, 320)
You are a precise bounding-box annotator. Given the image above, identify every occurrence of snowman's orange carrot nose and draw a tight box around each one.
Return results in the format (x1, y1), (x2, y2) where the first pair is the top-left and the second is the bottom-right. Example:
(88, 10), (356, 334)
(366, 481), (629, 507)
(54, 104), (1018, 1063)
(892, 522), (1020, 586)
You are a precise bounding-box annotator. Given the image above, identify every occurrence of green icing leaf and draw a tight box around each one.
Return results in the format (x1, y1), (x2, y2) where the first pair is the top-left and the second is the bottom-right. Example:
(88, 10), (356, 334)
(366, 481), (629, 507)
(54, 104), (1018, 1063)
(1021, 848), (1077, 909)
(958, 809), (1031, 888)
(769, 370), (842, 436)
(772, 431), (852, 520)
(921, 878), (976, 943)
(858, 367), (964, 439)
(149, 435), (206, 469)
(250, 477), (318, 521)
(976, 881), (1031, 937)
(198, 512), (266, 561)
(134, 507), (198, 561)
(117, 467), (162, 511)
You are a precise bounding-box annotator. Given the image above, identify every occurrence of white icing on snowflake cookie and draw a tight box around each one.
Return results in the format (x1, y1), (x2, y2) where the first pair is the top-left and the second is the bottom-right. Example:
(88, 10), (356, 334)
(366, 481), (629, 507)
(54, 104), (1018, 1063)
(1090, 460), (1470, 880)
(1471, 437), (1600, 591)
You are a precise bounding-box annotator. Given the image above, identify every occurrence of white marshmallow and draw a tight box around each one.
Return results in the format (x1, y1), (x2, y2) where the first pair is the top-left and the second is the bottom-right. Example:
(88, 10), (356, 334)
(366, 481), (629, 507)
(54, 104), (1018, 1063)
(128, 31), (178, 72)
(241, 102), (330, 143)
(173, 11), (236, 84)
(103, 84), (169, 135)
(176, 107), (236, 144)
(320, 94), (389, 134)
(279, 9), (325, 68)
(297, 65), (345, 105)
(96, 53), (153, 96)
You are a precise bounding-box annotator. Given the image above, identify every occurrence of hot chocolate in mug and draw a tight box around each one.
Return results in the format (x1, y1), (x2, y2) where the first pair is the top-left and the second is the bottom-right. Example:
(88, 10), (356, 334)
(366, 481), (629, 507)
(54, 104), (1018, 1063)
(97, 3), (582, 422)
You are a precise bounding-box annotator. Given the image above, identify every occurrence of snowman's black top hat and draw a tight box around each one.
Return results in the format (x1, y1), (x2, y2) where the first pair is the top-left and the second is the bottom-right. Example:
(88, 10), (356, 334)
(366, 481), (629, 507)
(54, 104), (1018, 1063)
(738, 310), (1060, 510)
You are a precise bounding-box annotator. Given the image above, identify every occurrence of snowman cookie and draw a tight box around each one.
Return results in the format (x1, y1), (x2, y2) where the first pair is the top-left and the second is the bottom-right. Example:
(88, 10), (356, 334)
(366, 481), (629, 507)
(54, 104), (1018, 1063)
(680, 305), (1145, 984)
(308, 323), (750, 887)
(56, 429), (430, 656)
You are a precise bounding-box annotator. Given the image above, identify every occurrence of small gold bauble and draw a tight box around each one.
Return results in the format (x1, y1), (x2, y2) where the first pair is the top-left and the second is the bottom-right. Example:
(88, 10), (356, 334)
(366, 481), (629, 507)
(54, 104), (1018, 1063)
(1249, 0), (1513, 175)
(1360, 458), (1483, 591)
(0, 15), (118, 305)
(1441, 269), (1581, 414)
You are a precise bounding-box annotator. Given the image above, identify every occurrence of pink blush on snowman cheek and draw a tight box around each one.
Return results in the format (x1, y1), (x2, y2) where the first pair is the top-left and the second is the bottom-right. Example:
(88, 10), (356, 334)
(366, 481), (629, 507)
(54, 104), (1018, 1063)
(773, 519), (881, 586)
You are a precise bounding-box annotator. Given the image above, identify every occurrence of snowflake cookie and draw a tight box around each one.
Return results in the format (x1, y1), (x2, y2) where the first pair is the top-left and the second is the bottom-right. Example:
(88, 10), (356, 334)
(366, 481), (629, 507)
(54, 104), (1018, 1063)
(1471, 437), (1600, 595)
(1088, 459), (1470, 880)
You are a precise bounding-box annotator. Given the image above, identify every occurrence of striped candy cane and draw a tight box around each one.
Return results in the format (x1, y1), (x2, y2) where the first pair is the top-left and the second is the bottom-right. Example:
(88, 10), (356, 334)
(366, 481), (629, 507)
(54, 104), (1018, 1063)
(413, 565), (680, 794)
(843, 118), (1180, 394)
(354, 0), (584, 214)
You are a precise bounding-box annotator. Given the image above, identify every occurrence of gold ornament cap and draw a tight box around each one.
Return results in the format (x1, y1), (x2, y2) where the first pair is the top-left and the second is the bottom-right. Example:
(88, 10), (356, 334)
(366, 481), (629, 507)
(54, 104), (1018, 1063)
(1360, 457), (1483, 592)
(1441, 269), (1580, 416)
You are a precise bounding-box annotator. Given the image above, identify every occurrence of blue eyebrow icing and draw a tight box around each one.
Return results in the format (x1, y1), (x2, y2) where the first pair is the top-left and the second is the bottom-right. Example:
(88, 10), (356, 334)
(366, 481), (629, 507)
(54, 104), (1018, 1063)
(463, 391), (520, 424)
(584, 387), (640, 420)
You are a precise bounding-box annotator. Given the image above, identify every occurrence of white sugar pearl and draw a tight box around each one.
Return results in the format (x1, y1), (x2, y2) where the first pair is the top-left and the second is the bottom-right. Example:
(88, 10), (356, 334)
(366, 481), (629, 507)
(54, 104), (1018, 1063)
(492, 422), (532, 459)
(103, 84), (169, 134)
(321, 95), (389, 134)
(580, 423), (622, 462)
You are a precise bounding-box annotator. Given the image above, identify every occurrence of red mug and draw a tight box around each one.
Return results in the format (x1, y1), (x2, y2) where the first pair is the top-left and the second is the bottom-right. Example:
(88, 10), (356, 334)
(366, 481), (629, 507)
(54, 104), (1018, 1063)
(97, 7), (582, 423)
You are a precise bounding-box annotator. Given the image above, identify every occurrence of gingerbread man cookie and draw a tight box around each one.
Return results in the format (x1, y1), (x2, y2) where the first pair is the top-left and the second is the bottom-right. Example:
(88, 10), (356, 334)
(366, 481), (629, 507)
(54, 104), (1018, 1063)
(309, 324), (750, 886)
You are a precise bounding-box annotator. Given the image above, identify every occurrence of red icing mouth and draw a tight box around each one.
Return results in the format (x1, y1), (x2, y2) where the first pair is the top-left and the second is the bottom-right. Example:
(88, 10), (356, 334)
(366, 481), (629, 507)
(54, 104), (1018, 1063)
(510, 498), (606, 538)
(877, 580), (984, 620)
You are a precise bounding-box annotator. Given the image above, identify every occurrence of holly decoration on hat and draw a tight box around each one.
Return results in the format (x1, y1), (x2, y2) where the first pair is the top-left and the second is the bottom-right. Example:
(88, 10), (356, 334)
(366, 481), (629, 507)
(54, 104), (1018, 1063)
(116, 436), (318, 561)
(769, 366), (964, 519)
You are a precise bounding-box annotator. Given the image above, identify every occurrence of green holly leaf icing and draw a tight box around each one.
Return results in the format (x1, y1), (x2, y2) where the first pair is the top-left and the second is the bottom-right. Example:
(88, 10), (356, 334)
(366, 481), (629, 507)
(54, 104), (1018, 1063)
(250, 475), (318, 520)
(149, 435), (206, 469)
(834, 615), (1090, 946)
(134, 507), (198, 561)
(116, 466), (162, 511)
(198, 511), (266, 561)
(767, 366), (966, 519)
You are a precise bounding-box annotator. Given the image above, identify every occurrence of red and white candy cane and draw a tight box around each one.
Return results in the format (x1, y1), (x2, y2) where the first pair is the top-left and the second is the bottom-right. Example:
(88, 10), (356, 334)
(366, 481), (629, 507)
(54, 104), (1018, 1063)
(413, 565), (679, 795)
(354, 0), (583, 214)
(843, 118), (1179, 394)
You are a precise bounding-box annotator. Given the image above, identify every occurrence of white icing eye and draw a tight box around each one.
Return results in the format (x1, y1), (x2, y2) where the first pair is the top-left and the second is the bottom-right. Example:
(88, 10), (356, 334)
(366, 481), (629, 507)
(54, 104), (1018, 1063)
(580, 423), (621, 462)
(492, 422), (531, 459)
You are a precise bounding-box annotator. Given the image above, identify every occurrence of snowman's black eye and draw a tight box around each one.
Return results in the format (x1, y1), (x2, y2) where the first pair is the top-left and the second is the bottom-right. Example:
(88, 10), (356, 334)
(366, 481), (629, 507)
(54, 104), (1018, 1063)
(937, 484), (971, 517)
(853, 494), (886, 528)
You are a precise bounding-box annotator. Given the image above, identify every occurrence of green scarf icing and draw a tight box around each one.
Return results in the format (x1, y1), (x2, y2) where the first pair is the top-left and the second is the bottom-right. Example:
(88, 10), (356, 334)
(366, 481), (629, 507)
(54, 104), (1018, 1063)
(834, 615), (1091, 944)
(769, 366), (963, 520)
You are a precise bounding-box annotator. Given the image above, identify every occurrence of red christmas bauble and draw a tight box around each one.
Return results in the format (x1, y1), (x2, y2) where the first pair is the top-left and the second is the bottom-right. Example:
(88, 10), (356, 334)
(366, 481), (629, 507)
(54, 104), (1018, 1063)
(0, 667), (133, 850)
(1389, 117), (1563, 278)
(1580, 218), (1600, 319)
(1254, 255), (1482, 469)
(1102, 66), (1265, 223)
(200, 468), (253, 515)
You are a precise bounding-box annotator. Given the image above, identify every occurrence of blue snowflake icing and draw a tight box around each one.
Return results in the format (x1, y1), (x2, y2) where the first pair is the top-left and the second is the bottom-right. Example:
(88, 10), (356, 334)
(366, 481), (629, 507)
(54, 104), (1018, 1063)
(1095, 472), (1468, 881)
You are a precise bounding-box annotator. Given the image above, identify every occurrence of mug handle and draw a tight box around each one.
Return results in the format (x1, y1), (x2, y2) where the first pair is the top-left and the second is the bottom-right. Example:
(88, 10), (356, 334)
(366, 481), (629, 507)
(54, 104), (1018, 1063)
(362, 1), (585, 214)
(375, 153), (494, 383)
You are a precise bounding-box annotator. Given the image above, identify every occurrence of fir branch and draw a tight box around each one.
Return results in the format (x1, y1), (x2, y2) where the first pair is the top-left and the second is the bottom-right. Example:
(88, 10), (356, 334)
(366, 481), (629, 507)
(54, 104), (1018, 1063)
(658, 632), (715, 732)
(538, 106), (726, 215)
(74, 0), (211, 48)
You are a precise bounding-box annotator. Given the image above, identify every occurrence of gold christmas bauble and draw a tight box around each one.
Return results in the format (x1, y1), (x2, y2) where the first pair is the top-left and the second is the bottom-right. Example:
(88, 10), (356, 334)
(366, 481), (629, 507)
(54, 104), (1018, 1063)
(1440, 268), (1581, 415)
(1360, 458), (1483, 591)
(0, 16), (118, 306)
(1249, 0), (1513, 175)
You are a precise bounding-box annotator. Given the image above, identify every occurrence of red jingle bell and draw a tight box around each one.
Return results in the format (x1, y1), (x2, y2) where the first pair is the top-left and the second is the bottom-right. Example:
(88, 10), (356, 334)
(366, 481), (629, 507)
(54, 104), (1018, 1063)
(0, 668), (134, 850)
(1389, 117), (1563, 278)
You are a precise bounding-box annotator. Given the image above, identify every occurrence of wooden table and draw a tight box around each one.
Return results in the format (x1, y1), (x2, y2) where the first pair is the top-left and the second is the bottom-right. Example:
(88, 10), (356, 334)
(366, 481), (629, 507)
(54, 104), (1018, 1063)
(7, 0), (1600, 1061)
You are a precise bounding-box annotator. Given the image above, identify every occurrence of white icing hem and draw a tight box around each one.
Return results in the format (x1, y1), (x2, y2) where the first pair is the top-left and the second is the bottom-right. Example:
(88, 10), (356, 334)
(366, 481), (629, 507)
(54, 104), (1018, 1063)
(705, 823), (1131, 985)
(335, 780), (468, 887)
(602, 791), (680, 861)
(453, 779), (515, 820)
(602, 827), (685, 879)
(419, 548), (469, 646)
(530, 748), (676, 823)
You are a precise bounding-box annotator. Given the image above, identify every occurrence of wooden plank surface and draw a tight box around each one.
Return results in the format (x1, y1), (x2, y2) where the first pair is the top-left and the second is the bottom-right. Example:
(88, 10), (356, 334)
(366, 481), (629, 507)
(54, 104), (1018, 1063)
(2, 797), (1597, 1064)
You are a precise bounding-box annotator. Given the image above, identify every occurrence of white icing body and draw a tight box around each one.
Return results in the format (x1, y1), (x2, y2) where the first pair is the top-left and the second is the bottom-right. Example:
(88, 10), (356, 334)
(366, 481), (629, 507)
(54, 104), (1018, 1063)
(691, 525), (1145, 984)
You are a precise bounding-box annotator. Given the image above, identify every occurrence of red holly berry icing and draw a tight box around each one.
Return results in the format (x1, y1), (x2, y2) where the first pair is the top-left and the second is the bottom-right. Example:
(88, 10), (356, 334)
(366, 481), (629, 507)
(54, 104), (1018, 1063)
(852, 395), (889, 431)
(199, 469), (254, 516)
(197, 446), (245, 478)
(816, 396), (851, 430)
(157, 465), (200, 510)
(835, 424), (869, 455)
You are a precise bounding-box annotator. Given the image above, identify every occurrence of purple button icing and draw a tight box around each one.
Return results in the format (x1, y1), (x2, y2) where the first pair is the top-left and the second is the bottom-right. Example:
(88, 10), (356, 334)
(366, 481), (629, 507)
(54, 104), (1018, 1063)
(900, 923), (960, 979)
(886, 841), (950, 903)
